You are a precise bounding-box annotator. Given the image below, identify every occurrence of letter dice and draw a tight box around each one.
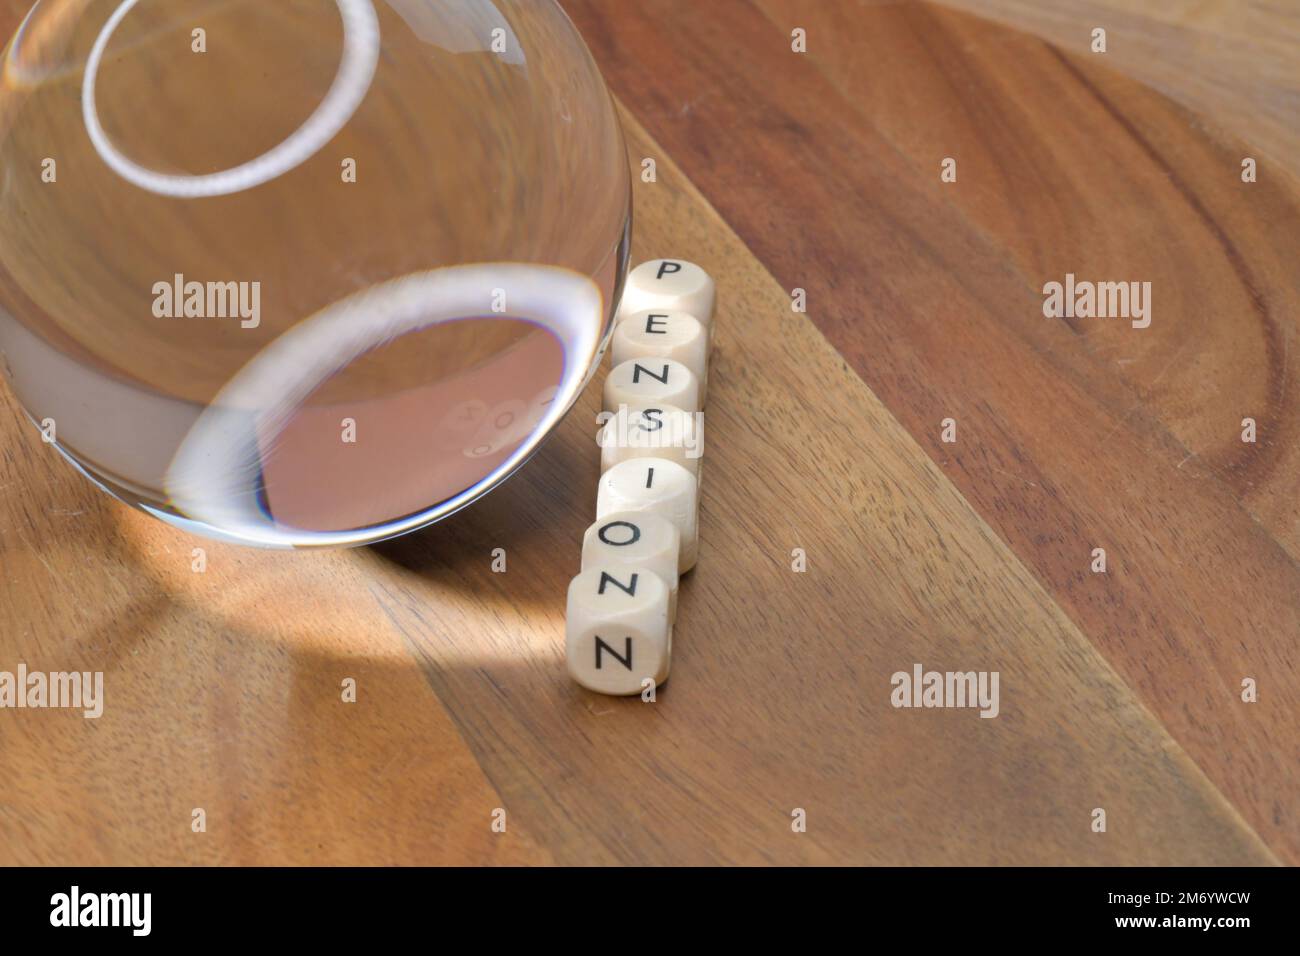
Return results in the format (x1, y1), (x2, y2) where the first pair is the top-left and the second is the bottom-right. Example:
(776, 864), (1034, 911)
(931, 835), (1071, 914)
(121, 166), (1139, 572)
(618, 259), (716, 328)
(566, 566), (672, 695)
(597, 457), (698, 572)
(582, 511), (681, 619)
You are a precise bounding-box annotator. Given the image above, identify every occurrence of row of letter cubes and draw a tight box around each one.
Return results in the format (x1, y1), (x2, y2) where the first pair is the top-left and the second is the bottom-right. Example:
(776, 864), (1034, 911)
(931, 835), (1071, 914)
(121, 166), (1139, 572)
(567, 259), (715, 696)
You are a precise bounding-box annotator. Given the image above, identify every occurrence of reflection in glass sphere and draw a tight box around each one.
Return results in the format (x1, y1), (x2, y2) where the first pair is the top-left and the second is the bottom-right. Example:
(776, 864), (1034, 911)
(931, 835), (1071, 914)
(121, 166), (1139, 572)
(0, 0), (631, 546)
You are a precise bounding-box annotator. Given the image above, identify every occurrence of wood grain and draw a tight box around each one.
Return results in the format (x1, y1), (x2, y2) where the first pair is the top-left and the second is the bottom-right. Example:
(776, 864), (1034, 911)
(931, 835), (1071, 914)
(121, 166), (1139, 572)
(0, 0), (1291, 865)
(564, 0), (1300, 863)
(0, 113), (1275, 866)
(934, 0), (1300, 183)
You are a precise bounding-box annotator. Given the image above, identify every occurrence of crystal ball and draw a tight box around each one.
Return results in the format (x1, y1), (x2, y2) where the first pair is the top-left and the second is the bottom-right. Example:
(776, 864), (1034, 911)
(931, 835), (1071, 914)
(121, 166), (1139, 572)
(0, 0), (630, 546)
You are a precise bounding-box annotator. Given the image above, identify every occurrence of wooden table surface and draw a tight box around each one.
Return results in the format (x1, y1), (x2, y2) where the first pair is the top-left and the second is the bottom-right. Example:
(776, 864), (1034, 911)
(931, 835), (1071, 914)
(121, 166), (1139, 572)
(1, 1), (1295, 865)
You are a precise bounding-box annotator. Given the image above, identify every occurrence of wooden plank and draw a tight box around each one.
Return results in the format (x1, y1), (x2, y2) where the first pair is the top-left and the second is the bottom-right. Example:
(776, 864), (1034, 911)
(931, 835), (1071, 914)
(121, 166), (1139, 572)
(564, 0), (1300, 863)
(0, 398), (553, 864)
(358, 107), (1275, 864)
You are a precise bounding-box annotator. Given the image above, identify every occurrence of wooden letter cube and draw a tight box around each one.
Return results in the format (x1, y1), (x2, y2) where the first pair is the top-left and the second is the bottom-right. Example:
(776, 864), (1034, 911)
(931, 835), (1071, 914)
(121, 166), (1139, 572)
(597, 457), (699, 572)
(618, 259), (716, 327)
(599, 403), (703, 479)
(582, 511), (682, 619)
(604, 358), (701, 413)
(566, 566), (671, 696)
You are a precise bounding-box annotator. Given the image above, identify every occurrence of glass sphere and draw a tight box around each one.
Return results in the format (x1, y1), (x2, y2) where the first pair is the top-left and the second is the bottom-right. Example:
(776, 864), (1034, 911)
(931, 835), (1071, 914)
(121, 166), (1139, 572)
(0, 0), (630, 546)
